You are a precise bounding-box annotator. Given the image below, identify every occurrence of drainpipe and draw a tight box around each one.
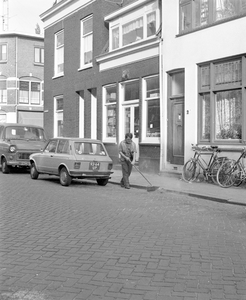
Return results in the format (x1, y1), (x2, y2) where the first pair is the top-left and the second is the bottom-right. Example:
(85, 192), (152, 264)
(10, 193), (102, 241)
(158, 29), (164, 173)
(15, 36), (18, 122)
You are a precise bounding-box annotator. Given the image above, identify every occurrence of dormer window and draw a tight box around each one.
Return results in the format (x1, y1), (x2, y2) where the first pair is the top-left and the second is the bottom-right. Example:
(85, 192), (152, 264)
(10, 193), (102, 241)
(107, 0), (159, 51)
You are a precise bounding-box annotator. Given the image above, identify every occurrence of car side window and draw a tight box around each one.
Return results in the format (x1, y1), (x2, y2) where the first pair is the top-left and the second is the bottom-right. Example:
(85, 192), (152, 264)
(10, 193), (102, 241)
(44, 140), (58, 153)
(57, 140), (69, 154)
(75, 142), (106, 155)
(0, 126), (4, 138)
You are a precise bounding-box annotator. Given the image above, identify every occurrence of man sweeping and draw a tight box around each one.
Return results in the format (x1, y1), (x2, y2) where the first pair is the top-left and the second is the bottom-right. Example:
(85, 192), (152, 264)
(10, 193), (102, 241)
(119, 133), (137, 189)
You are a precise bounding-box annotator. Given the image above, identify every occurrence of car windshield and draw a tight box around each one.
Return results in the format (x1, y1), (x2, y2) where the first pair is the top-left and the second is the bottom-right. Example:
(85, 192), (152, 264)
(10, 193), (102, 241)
(5, 126), (46, 141)
(74, 142), (106, 156)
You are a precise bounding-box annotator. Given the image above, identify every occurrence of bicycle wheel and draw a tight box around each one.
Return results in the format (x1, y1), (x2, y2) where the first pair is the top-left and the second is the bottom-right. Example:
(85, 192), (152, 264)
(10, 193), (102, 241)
(182, 159), (197, 182)
(217, 160), (241, 188)
(210, 157), (228, 185)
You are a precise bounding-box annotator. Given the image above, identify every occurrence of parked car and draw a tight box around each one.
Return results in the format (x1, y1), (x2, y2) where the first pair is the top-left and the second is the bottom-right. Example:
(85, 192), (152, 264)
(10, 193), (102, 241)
(29, 137), (114, 186)
(0, 123), (47, 173)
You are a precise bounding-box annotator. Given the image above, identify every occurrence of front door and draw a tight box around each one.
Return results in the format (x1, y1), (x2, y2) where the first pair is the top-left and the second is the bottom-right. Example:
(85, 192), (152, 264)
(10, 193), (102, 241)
(167, 70), (185, 165)
(123, 105), (139, 161)
(168, 98), (184, 164)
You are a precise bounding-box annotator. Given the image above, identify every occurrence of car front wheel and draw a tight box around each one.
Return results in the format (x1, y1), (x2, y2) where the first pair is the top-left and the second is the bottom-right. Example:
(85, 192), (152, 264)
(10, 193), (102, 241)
(59, 167), (72, 186)
(2, 158), (10, 174)
(30, 162), (39, 179)
(96, 178), (108, 186)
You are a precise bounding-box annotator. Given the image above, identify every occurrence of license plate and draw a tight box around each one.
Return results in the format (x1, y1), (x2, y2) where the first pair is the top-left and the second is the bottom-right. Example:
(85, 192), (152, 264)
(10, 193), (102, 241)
(89, 161), (100, 171)
(19, 161), (29, 166)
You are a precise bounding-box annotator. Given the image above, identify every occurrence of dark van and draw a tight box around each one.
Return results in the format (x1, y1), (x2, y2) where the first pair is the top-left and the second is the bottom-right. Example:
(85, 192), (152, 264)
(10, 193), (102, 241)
(0, 123), (47, 173)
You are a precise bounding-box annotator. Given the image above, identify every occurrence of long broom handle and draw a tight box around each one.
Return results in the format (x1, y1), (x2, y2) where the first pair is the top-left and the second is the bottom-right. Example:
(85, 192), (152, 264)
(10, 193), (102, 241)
(133, 165), (153, 186)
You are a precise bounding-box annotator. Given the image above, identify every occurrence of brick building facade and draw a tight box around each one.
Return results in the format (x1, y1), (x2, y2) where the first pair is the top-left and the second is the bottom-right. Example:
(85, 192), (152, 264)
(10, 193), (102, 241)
(0, 32), (44, 125)
(41, 0), (161, 172)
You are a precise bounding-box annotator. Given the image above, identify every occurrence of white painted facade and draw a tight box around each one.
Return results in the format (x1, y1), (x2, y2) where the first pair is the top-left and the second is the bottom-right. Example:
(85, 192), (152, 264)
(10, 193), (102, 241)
(161, 1), (246, 169)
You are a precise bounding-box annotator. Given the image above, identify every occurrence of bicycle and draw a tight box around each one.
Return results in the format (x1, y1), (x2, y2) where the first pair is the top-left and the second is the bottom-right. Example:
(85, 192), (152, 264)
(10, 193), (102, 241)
(182, 144), (228, 184)
(216, 147), (246, 188)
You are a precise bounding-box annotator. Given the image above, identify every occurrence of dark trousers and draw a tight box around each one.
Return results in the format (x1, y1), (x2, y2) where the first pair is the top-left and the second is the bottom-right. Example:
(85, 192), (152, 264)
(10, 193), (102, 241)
(121, 160), (133, 188)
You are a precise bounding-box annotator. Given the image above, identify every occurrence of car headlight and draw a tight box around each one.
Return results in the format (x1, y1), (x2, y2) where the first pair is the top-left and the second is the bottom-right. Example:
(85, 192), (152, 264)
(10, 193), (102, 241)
(9, 145), (16, 153)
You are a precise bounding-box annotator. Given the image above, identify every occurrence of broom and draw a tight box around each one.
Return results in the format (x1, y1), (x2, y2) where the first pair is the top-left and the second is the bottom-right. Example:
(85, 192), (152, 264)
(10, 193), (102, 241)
(133, 165), (159, 192)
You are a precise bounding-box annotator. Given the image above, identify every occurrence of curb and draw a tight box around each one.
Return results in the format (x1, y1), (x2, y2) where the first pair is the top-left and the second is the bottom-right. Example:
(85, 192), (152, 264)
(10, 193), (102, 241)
(109, 180), (246, 207)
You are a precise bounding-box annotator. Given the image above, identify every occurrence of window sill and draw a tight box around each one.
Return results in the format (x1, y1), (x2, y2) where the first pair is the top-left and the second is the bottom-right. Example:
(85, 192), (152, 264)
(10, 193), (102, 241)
(52, 73), (64, 79)
(78, 64), (93, 72)
(140, 138), (160, 144)
(103, 138), (117, 144)
(34, 63), (44, 67)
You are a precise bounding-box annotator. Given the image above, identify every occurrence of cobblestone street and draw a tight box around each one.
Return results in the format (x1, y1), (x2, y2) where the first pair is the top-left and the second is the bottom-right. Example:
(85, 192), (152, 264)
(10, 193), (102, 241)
(0, 172), (246, 300)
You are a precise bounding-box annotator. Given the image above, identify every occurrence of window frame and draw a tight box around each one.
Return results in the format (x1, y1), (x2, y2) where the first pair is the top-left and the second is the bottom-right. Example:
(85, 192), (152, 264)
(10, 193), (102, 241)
(34, 47), (44, 64)
(0, 79), (7, 103)
(102, 84), (117, 143)
(19, 80), (42, 105)
(108, 0), (160, 51)
(0, 43), (7, 62)
(80, 15), (93, 70)
(179, 0), (246, 34)
(141, 75), (160, 143)
(54, 30), (64, 77)
(198, 55), (246, 145)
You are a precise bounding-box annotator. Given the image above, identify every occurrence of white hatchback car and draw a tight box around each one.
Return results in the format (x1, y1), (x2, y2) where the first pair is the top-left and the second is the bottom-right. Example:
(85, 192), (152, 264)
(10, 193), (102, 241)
(29, 137), (113, 186)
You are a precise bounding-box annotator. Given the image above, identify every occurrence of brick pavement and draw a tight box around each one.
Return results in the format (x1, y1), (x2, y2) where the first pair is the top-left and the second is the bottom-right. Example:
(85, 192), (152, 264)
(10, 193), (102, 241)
(0, 172), (246, 300)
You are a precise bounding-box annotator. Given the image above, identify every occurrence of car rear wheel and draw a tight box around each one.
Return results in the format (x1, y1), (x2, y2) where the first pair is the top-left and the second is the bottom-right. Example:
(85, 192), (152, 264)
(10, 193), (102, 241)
(96, 178), (108, 186)
(1, 158), (10, 174)
(60, 167), (72, 186)
(30, 162), (39, 179)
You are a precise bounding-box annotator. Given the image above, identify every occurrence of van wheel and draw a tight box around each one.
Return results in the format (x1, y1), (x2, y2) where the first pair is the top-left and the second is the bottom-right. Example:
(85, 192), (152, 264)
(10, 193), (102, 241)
(96, 178), (108, 186)
(2, 158), (10, 174)
(30, 162), (39, 179)
(60, 167), (72, 186)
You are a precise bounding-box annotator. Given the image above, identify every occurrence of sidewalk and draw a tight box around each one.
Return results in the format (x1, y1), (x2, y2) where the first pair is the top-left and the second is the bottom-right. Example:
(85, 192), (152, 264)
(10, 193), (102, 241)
(109, 166), (246, 206)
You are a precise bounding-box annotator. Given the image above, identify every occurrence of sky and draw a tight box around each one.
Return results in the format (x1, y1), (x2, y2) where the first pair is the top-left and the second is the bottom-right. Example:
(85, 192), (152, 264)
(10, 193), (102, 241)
(1, 0), (54, 35)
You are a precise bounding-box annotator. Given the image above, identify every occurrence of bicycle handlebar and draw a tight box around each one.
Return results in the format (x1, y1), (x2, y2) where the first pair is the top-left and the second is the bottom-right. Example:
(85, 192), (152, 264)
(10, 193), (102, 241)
(191, 144), (220, 152)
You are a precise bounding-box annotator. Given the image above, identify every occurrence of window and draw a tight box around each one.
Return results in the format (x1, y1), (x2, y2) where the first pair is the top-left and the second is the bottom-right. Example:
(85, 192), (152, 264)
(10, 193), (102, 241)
(109, 0), (159, 51)
(54, 96), (63, 137)
(103, 84), (117, 140)
(180, 0), (246, 33)
(0, 44), (7, 62)
(19, 81), (41, 105)
(198, 57), (245, 143)
(0, 80), (7, 103)
(54, 30), (64, 76)
(34, 47), (44, 64)
(80, 15), (93, 68)
(57, 139), (69, 154)
(143, 75), (160, 139)
(125, 81), (139, 101)
(44, 140), (58, 153)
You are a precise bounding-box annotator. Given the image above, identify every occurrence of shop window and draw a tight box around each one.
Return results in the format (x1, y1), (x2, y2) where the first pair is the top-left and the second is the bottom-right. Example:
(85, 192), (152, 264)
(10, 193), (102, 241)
(142, 75), (160, 140)
(198, 57), (245, 143)
(103, 84), (117, 141)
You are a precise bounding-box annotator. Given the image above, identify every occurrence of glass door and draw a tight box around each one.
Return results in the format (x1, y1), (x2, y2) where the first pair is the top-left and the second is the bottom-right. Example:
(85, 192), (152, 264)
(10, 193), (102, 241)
(123, 105), (139, 161)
